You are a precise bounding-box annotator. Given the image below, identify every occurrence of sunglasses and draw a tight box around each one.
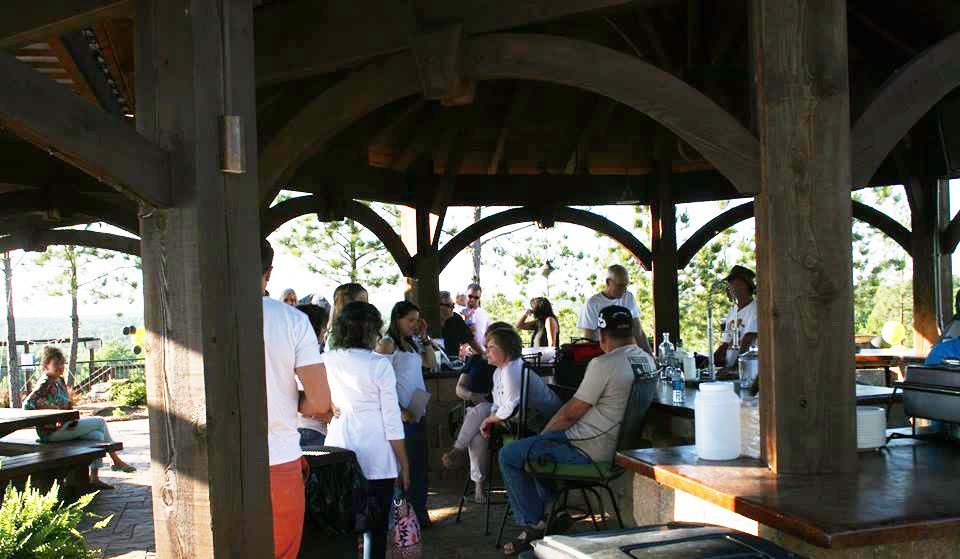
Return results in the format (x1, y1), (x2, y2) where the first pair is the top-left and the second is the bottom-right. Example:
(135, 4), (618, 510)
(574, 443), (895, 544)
(467, 295), (480, 300)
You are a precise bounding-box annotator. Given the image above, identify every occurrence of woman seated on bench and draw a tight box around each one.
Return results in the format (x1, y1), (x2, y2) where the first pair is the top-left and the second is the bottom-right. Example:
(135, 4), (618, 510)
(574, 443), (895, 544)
(23, 346), (135, 490)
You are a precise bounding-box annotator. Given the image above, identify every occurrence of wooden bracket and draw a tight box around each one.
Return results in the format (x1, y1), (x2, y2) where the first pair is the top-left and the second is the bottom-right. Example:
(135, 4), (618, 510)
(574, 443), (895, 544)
(411, 23), (476, 106)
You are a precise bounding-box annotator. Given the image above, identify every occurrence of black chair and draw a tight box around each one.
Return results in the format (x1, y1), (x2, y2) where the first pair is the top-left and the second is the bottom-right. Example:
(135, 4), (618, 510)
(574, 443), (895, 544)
(455, 361), (537, 536)
(495, 356), (657, 545)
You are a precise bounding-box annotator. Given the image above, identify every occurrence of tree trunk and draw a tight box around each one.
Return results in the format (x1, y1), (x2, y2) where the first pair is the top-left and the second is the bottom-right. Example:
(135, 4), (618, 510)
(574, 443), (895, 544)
(471, 206), (482, 283)
(68, 246), (79, 386)
(3, 251), (21, 407)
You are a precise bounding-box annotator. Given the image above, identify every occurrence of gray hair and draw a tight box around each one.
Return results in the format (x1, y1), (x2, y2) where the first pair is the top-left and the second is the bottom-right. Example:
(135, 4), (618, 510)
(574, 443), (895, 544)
(439, 290), (452, 300)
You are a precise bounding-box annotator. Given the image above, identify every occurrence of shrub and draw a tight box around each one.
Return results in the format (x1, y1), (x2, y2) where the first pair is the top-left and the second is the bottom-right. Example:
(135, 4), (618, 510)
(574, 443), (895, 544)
(0, 479), (112, 558)
(108, 379), (147, 407)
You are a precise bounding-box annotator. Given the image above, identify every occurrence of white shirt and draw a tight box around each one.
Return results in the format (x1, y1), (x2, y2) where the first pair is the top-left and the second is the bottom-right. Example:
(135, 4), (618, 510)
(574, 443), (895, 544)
(296, 376), (326, 435)
(491, 358), (562, 421)
(323, 348), (405, 480)
(463, 306), (492, 350)
(383, 336), (427, 409)
(721, 299), (758, 344)
(577, 291), (641, 337)
(262, 297), (323, 466)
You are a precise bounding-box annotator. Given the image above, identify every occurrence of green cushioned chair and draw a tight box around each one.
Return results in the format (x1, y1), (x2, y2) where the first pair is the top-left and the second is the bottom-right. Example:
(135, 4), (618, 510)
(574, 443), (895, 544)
(522, 359), (658, 534)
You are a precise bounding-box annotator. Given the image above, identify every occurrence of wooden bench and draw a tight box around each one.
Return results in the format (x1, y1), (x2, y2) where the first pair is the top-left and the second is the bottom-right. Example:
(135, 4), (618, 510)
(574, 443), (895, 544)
(0, 439), (124, 501)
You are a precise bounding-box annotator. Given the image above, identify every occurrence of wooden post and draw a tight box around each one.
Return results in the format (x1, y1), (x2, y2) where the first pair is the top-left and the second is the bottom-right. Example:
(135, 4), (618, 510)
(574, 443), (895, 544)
(136, 0), (273, 556)
(752, 0), (857, 475)
(650, 141), (680, 347)
(939, 179), (954, 324)
(910, 174), (945, 354)
(3, 251), (22, 408)
(414, 204), (443, 337)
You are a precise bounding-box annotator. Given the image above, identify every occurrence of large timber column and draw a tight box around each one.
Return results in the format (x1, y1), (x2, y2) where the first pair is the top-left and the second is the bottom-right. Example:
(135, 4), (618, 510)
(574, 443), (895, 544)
(650, 142), (680, 347)
(752, 0), (857, 475)
(413, 204), (443, 336)
(909, 174), (947, 354)
(136, 0), (273, 556)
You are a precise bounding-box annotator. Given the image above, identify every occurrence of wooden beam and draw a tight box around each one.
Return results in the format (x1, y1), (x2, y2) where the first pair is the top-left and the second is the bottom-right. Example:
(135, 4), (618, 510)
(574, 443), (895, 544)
(487, 85), (534, 175)
(390, 107), (446, 172)
(437, 206), (652, 272)
(0, 50), (171, 207)
(258, 51), (422, 206)
(851, 29), (960, 186)
(0, 1), (130, 50)
(753, 0), (856, 475)
(57, 31), (126, 115)
(367, 100), (427, 168)
(463, 34), (760, 195)
(570, 98), (617, 174)
(0, 229), (140, 257)
(650, 137), (679, 345)
(254, 0), (666, 86)
(0, 190), (139, 235)
(136, 0), (273, 556)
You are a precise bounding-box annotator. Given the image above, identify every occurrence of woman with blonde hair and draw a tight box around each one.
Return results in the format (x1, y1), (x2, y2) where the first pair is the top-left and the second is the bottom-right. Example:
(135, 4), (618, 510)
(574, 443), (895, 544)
(24, 346), (135, 489)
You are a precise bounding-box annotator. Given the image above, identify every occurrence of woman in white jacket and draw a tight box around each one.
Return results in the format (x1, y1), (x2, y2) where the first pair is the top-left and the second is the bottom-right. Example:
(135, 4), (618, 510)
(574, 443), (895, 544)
(324, 301), (410, 559)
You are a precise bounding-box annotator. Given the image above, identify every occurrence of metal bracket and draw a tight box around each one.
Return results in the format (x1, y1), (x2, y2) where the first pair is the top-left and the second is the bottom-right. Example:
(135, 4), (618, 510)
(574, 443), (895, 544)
(221, 115), (245, 174)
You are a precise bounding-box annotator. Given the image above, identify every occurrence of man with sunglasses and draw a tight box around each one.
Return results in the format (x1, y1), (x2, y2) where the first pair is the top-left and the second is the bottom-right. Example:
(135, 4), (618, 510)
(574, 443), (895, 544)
(440, 291), (483, 357)
(462, 283), (492, 352)
(577, 264), (652, 353)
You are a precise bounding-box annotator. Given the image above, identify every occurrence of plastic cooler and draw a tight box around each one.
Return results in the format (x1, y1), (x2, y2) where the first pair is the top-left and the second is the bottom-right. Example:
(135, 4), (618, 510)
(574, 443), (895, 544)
(526, 523), (805, 559)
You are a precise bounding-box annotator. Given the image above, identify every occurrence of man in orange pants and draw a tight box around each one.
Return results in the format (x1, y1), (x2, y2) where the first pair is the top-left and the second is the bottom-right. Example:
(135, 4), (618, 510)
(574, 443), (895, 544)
(261, 240), (332, 558)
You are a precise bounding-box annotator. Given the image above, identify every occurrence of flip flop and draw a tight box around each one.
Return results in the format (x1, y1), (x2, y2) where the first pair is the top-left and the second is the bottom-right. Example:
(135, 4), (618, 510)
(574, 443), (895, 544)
(503, 528), (541, 556)
(112, 464), (137, 473)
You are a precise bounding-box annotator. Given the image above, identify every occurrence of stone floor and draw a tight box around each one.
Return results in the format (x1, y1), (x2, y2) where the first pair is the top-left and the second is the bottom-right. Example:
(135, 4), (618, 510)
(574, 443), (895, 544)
(80, 419), (607, 558)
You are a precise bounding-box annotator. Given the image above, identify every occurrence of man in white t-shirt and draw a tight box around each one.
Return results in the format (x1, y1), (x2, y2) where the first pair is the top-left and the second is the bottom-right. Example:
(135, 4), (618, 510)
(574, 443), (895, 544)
(260, 240), (331, 559)
(461, 283), (492, 351)
(577, 264), (652, 353)
(713, 265), (758, 368)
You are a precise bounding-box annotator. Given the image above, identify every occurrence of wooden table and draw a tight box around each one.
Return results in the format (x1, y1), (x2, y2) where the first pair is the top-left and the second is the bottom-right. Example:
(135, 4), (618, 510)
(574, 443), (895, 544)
(856, 349), (925, 386)
(0, 408), (78, 439)
(618, 433), (960, 549)
(651, 382), (901, 418)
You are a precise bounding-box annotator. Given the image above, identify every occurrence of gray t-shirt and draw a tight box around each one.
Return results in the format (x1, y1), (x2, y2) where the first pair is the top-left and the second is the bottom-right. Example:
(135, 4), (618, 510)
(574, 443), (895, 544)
(565, 344), (654, 462)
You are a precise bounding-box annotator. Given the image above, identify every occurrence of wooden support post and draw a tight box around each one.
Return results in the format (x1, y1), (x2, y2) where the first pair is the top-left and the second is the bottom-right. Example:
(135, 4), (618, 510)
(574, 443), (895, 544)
(650, 141), (680, 347)
(414, 204), (443, 337)
(136, 1), (273, 557)
(938, 179), (954, 324)
(909, 174), (947, 354)
(752, 0), (856, 475)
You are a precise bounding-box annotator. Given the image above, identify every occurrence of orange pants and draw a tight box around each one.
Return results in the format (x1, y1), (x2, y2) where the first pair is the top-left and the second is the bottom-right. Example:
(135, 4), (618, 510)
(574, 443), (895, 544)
(270, 457), (309, 559)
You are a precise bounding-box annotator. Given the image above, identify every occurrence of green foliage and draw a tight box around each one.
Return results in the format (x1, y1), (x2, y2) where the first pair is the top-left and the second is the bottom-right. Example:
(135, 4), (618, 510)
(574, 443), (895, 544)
(0, 376), (8, 408)
(95, 339), (136, 362)
(108, 379), (147, 407)
(0, 479), (111, 559)
(275, 201), (401, 289)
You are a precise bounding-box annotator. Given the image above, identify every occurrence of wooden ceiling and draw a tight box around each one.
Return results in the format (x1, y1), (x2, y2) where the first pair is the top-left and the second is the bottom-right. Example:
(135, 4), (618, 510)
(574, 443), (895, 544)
(0, 0), (958, 237)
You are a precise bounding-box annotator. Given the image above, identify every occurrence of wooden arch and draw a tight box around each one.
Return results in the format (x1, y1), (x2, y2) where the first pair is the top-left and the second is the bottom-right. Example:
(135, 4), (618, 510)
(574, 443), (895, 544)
(677, 201), (913, 268)
(437, 206), (653, 272)
(262, 195), (413, 276)
(0, 190), (139, 235)
(259, 33), (761, 205)
(0, 229), (141, 257)
(852, 29), (960, 185)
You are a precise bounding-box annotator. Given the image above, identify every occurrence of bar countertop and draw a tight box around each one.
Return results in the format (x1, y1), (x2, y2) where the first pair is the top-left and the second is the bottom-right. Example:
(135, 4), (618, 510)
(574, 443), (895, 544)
(617, 433), (960, 548)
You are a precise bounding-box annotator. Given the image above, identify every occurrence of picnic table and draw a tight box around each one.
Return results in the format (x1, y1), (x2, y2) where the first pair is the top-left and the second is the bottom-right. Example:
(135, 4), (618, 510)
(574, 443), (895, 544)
(0, 408), (78, 439)
(855, 349), (925, 386)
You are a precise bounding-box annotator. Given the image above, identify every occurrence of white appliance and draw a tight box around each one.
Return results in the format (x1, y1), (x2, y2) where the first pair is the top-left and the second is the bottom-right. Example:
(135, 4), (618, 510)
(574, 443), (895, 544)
(856, 406), (887, 451)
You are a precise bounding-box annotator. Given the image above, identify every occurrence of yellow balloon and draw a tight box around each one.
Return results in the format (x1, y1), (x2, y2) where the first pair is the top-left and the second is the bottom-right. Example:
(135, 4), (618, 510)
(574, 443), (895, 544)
(881, 321), (906, 346)
(130, 326), (146, 349)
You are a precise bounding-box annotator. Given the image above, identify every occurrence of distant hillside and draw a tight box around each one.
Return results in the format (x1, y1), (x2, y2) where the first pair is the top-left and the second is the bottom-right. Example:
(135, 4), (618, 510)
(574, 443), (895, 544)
(1, 314), (143, 344)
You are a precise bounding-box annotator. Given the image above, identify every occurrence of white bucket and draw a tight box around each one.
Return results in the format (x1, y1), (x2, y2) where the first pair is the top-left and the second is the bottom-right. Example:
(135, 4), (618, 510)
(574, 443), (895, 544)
(695, 382), (742, 460)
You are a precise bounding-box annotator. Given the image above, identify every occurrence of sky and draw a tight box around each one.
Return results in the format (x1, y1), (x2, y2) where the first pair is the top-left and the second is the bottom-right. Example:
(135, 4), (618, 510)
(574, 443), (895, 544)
(3, 180), (958, 321)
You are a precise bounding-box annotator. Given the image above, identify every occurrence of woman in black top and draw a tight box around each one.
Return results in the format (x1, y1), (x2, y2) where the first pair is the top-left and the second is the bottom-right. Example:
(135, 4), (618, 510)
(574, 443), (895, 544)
(515, 297), (560, 347)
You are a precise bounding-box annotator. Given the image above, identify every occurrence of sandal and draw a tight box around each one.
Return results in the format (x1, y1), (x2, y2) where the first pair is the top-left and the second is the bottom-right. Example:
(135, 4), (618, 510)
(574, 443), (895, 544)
(112, 463), (137, 473)
(503, 528), (541, 556)
(441, 447), (465, 470)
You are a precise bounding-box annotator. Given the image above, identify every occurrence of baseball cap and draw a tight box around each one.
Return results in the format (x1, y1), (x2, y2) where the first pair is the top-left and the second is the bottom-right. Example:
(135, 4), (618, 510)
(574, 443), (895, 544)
(724, 265), (756, 290)
(598, 305), (633, 333)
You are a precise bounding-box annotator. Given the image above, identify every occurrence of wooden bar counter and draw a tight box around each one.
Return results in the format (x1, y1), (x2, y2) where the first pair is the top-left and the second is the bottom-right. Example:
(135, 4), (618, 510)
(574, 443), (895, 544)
(617, 433), (960, 557)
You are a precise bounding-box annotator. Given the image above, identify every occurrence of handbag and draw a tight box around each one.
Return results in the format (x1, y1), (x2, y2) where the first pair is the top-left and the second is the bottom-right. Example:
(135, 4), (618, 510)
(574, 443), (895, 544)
(388, 494), (422, 559)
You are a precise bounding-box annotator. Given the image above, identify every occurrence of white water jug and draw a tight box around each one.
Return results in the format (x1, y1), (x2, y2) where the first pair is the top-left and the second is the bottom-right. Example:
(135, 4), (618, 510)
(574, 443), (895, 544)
(695, 382), (741, 460)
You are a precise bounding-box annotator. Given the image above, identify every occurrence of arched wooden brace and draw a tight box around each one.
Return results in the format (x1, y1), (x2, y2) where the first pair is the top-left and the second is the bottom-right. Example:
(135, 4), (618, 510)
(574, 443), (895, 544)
(677, 201), (913, 268)
(0, 229), (141, 257)
(437, 206), (653, 273)
(259, 33), (761, 205)
(852, 29), (960, 186)
(943, 212), (960, 254)
(0, 190), (140, 236)
(262, 195), (413, 277)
